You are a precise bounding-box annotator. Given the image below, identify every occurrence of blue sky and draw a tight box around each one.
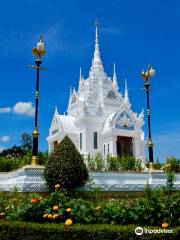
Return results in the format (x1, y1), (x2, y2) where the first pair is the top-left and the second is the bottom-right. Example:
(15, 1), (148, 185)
(0, 0), (180, 162)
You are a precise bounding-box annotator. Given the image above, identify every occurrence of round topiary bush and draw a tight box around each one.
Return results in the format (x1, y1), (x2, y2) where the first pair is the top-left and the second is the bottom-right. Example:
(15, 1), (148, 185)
(44, 135), (89, 191)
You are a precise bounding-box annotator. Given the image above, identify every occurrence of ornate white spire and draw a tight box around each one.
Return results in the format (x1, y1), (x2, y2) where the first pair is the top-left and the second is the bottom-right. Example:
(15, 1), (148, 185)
(79, 67), (82, 80)
(73, 87), (76, 94)
(94, 20), (101, 62)
(124, 79), (129, 101)
(112, 63), (119, 91)
(78, 67), (83, 89)
(90, 20), (104, 74)
(67, 86), (72, 111)
(55, 105), (58, 114)
(70, 85), (72, 96)
(125, 79), (128, 99)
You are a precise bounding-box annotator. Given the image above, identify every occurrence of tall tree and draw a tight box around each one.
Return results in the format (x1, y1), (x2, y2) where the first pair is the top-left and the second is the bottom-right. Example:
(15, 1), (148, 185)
(20, 133), (33, 151)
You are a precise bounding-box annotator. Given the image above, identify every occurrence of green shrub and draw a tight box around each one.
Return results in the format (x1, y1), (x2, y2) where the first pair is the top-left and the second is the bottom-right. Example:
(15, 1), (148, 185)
(153, 158), (163, 170)
(0, 157), (21, 172)
(107, 155), (119, 171)
(44, 135), (89, 191)
(0, 152), (32, 172)
(94, 152), (104, 171)
(86, 153), (96, 171)
(106, 156), (137, 172)
(0, 221), (179, 240)
(119, 156), (136, 171)
(0, 146), (26, 158)
(38, 151), (49, 165)
(86, 155), (142, 172)
(135, 159), (142, 172)
(166, 157), (180, 173)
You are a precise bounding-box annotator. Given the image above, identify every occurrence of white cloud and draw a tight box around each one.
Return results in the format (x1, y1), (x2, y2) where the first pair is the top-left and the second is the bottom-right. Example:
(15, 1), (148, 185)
(0, 146), (5, 152)
(12, 102), (35, 116)
(0, 20), (68, 58)
(0, 102), (35, 117)
(0, 107), (11, 113)
(101, 26), (124, 35)
(0, 136), (10, 143)
(43, 24), (68, 53)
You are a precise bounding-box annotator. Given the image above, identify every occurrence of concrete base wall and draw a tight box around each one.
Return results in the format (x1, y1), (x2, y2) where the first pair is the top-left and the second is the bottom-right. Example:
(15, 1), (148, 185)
(0, 166), (180, 192)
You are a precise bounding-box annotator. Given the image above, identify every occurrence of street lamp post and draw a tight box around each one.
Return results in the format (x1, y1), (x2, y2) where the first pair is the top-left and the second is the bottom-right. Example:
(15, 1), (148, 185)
(141, 64), (155, 170)
(31, 37), (46, 165)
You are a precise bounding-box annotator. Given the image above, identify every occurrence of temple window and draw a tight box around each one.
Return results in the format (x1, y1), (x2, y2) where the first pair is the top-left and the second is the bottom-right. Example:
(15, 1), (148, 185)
(107, 90), (116, 99)
(94, 132), (98, 149)
(80, 133), (82, 150)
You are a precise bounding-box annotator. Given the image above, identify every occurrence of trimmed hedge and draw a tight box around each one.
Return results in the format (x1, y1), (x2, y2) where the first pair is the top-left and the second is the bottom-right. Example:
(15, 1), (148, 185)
(44, 135), (88, 191)
(0, 221), (179, 240)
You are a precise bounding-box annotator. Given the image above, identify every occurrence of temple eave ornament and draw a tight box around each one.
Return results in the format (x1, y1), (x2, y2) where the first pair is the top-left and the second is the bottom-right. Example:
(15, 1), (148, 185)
(116, 114), (134, 128)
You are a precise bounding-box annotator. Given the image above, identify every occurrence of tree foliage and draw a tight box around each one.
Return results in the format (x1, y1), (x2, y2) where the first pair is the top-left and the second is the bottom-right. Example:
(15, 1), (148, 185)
(0, 132), (32, 158)
(166, 157), (180, 173)
(20, 133), (33, 151)
(0, 146), (25, 158)
(44, 135), (89, 191)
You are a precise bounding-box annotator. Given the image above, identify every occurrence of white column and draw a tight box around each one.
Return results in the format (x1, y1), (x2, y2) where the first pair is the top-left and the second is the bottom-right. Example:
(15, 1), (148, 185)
(49, 142), (54, 153)
(133, 135), (145, 161)
(111, 137), (117, 156)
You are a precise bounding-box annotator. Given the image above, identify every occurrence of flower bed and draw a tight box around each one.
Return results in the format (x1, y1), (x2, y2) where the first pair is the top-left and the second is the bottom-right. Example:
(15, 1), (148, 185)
(0, 184), (179, 227)
(0, 172), (179, 240)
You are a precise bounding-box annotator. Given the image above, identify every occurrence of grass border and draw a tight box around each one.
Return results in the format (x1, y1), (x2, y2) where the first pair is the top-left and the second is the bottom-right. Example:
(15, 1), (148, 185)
(0, 221), (179, 240)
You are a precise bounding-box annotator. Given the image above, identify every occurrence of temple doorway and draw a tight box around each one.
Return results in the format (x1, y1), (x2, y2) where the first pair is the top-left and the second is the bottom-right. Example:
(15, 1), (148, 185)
(116, 136), (133, 157)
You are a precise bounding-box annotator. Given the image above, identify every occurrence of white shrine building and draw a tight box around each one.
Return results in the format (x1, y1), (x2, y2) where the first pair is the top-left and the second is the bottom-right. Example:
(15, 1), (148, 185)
(47, 24), (145, 161)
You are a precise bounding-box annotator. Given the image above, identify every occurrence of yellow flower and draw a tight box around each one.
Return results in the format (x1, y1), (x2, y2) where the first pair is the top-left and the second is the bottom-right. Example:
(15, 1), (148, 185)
(53, 214), (59, 219)
(48, 214), (53, 220)
(65, 219), (73, 226)
(66, 208), (72, 213)
(162, 222), (169, 229)
(55, 184), (61, 190)
(53, 205), (59, 211)
(95, 205), (101, 211)
(43, 213), (48, 219)
(5, 207), (9, 211)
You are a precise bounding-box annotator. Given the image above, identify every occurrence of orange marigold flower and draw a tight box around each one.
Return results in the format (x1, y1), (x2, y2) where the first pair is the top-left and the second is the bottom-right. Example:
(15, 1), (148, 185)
(162, 222), (169, 229)
(31, 198), (40, 203)
(48, 214), (53, 220)
(65, 219), (73, 226)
